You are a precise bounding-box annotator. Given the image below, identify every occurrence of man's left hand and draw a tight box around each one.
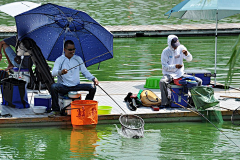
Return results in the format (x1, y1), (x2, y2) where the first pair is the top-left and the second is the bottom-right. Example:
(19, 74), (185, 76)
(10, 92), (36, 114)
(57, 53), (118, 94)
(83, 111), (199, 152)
(182, 50), (188, 56)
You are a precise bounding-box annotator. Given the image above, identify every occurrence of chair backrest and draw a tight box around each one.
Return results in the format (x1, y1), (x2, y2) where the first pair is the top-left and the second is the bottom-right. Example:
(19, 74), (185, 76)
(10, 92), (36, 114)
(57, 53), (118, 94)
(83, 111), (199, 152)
(20, 37), (55, 93)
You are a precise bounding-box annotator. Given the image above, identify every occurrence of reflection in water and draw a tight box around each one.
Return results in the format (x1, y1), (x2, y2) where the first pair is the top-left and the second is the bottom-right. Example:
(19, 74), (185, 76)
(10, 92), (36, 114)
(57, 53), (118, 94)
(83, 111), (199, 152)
(70, 125), (99, 158)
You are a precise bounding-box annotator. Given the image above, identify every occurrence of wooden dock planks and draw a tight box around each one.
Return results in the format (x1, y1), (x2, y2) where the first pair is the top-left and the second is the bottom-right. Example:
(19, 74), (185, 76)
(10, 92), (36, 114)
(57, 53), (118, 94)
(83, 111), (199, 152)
(1, 23), (240, 38)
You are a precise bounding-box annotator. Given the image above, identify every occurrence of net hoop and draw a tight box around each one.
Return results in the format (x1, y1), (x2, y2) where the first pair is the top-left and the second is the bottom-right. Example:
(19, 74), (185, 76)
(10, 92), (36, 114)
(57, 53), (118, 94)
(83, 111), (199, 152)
(231, 106), (240, 125)
(119, 114), (145, 130)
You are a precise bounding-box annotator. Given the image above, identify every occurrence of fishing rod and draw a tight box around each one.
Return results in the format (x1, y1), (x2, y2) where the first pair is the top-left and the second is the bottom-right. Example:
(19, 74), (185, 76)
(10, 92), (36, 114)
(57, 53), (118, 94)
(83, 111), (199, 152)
(67, 49), (114, 72)
(96, 84), (126, 114)
(171, 88), (240, 150)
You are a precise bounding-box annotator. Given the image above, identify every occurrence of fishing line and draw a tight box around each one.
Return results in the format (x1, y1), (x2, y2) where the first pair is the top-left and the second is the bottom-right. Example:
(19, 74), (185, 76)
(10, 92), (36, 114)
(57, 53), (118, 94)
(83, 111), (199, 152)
(228, 86), (240, 92)
(171, 88), (240, 149)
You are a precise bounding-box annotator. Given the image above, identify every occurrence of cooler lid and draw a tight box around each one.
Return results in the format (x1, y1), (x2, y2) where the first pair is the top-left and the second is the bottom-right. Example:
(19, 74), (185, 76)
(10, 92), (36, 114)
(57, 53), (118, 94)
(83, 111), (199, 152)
(185, 68), (211, 74)
(34, 94), (51, 99)
(13, 67), (29, 72)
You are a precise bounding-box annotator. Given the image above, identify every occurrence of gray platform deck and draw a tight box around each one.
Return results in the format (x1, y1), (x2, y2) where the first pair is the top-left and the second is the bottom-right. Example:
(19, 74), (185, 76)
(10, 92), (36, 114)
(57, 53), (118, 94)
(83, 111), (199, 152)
(0, 80), (239, 127)
(1, 23), (240, 38)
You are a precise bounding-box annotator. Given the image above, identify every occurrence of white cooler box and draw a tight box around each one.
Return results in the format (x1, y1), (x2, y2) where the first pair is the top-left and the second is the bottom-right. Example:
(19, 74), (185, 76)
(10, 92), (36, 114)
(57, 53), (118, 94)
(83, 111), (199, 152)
(59, 98), (72, 115)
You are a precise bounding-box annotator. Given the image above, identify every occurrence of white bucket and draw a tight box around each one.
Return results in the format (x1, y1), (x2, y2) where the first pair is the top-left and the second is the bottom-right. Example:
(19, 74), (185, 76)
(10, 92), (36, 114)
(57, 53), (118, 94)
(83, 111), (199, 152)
(59, 98), (72, 115)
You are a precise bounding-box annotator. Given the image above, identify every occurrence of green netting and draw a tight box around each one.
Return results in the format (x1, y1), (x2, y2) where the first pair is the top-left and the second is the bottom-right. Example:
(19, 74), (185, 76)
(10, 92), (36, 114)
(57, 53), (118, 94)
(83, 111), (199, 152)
(190, 86), (219, 110)
(200, 110), (224, 123)
(190, 86), (223, 123)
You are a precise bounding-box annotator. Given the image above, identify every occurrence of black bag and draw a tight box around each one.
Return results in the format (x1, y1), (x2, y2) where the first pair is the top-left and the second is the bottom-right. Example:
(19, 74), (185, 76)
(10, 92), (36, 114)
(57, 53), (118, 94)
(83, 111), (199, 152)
(1, 78), (30, 109)
(0, 70), (9, 83)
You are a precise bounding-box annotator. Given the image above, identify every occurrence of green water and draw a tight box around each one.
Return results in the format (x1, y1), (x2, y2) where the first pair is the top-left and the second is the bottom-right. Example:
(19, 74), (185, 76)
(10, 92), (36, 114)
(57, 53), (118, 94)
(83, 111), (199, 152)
(1, 0), (240, 26)
(0, 122), (240, 159)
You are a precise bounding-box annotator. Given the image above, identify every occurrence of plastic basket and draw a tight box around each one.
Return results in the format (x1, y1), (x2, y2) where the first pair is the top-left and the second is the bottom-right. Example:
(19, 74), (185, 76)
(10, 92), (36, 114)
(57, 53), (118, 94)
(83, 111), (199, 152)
(98, 106), (112, 115)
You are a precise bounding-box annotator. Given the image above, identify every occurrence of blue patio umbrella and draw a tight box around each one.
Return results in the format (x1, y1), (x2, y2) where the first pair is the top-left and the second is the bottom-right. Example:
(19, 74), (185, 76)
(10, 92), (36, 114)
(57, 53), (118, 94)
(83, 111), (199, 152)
(15, 3), (113, 67)
(165, 0), (240, 85)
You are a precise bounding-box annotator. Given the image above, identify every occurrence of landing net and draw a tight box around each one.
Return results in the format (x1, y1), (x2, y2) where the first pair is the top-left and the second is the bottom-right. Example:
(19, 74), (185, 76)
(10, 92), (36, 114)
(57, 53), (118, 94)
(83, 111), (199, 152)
(119, 115), (144, 139)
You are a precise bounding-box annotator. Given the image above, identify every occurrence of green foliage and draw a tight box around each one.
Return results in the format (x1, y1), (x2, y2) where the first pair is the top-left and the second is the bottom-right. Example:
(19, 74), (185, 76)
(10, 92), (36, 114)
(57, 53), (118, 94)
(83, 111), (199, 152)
(225, 35), (240, 87)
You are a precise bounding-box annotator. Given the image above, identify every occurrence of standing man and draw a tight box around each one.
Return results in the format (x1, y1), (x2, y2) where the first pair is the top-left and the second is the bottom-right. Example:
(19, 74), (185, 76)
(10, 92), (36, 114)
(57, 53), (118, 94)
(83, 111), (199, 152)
(49, 40), (99, 117)
(160, 35), (202, 107)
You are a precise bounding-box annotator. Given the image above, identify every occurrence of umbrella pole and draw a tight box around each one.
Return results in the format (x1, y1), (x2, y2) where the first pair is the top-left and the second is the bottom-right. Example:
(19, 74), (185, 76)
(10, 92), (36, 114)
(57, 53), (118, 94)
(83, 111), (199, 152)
(214, 12), (218, 86)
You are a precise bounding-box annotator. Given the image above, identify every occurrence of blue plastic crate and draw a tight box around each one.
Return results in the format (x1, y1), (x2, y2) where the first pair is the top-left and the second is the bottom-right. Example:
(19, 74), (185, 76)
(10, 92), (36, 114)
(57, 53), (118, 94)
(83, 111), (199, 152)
(170, 85), (188, 108)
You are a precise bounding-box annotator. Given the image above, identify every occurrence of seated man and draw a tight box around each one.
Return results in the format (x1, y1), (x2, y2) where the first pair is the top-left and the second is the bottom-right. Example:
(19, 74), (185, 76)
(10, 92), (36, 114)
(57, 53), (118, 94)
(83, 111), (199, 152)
(0, 36), (30, 71)
(49, 40), (99, 117)
(160, 35), (202, 107)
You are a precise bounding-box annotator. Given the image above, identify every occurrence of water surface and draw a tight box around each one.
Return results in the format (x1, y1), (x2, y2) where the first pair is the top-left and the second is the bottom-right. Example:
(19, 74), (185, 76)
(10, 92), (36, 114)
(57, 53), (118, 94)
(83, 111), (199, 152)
(0, 122), (239, 159)
(1, 0), (240, 26)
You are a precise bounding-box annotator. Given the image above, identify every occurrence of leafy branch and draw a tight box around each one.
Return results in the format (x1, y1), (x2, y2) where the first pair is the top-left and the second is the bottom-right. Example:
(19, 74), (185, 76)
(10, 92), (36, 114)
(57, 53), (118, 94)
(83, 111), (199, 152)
(225, 35), (240, 87)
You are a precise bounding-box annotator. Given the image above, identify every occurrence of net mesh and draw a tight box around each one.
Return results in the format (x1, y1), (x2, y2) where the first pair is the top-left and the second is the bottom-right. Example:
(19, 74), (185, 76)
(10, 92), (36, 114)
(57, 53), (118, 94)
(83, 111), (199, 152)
(200, 110), (223, 123)
(119, 115), (144, 138)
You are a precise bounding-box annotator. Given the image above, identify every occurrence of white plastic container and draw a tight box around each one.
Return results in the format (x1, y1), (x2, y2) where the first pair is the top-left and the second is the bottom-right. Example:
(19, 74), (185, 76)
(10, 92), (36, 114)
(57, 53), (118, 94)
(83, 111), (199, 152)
(32, 106), (47, 114)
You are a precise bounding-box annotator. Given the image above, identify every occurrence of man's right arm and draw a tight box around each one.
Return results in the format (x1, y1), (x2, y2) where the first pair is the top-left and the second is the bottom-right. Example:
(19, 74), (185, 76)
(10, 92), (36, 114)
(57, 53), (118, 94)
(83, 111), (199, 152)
(52, 58), (62, 77)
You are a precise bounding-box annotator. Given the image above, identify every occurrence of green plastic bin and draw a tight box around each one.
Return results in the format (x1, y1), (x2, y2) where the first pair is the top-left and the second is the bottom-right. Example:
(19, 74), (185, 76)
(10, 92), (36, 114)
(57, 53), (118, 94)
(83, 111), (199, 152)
(144, 76), (161, 89)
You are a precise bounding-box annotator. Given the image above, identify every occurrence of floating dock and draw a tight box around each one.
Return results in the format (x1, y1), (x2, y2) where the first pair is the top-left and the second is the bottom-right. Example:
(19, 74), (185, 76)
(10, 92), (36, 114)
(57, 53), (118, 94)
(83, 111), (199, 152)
(0, 80), (239, 128)
(1, 23), (240, 38)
